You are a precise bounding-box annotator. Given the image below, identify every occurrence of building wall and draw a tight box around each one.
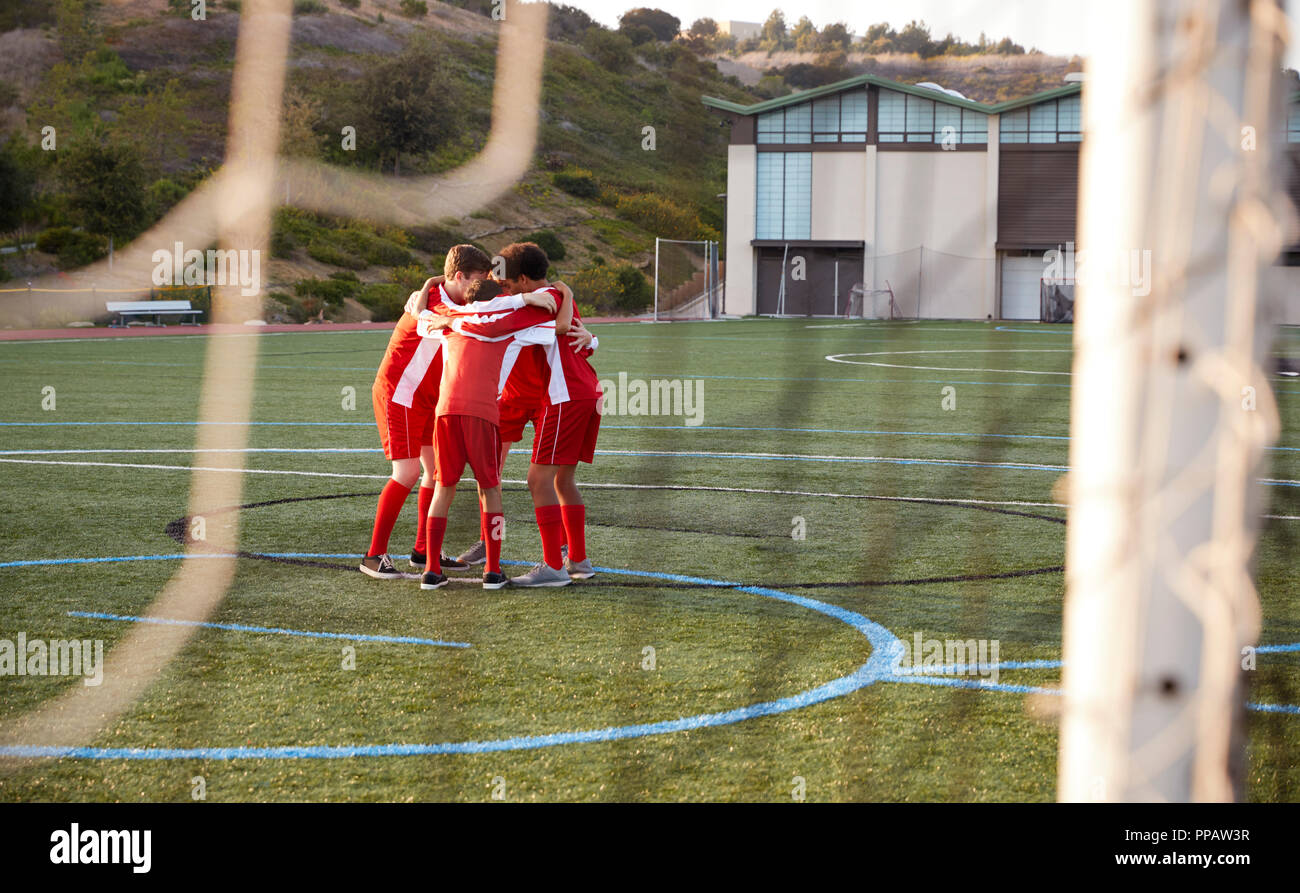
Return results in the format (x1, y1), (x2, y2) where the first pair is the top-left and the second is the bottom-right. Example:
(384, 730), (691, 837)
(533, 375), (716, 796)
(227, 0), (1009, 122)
(811, 153), (867, 241)
(720, 21), (761, 41)
(872, 150), (995, 318)
(1265, 265), (1300, 325)
(724, 144), (757, 315)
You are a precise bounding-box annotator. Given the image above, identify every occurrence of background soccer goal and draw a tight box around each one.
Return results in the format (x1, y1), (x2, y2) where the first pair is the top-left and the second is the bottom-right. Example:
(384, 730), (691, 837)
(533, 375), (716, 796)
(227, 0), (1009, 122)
(1040, 278), (1075, 323)
(653, 237), (721, 321)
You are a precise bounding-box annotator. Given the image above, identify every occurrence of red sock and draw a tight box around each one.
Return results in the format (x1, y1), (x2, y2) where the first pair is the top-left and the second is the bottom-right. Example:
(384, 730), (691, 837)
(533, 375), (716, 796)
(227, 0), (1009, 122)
(535, 504), (564, 569)
(426, 516), (447, 571)
(415, 486), (434, 556)
(367, 478), (412, 557)
(483, 511), (504, 575)
(560, 504), (587, 562)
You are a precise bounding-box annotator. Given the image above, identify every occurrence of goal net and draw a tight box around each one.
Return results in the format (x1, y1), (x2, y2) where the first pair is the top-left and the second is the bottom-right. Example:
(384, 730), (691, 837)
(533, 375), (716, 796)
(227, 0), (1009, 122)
(654, 238), (721, 321)
(1040, 278), (1075, 323)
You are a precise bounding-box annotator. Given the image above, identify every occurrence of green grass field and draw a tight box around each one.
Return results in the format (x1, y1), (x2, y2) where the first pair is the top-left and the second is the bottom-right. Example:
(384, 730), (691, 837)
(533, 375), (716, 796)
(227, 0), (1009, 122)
(0, 319), (1296, 801)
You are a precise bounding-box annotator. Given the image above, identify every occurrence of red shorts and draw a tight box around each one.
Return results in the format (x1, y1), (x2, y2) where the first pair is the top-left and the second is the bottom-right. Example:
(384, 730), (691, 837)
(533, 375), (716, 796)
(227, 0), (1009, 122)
(434, 414), (502, 487)
(531, 398), (600, 466)
(498, 399), (538, 444)
(373, 388), (435, 461)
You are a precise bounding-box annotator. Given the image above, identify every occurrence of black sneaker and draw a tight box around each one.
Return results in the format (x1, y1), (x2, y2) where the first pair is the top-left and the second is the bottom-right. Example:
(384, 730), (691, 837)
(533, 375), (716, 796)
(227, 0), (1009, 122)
(420, 570), (449, 590)
(482, 571), (508, 590)
(457, 540), (487, 566)
(359, 554), (403, 580)
(439, 554), (470, 571)
(413, 550), (469, 572)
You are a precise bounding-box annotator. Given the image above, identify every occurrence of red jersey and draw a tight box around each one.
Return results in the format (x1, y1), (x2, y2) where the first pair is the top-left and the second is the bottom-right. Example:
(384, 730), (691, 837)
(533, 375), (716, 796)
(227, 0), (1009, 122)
(375, 285), (527, 409)
(432, 304), (557, 425)
(537, 300), (602, 406)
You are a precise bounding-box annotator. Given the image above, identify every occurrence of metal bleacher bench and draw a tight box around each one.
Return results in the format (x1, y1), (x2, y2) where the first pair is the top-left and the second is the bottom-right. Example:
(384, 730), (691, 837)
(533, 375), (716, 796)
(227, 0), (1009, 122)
(106, 300), (204, 327)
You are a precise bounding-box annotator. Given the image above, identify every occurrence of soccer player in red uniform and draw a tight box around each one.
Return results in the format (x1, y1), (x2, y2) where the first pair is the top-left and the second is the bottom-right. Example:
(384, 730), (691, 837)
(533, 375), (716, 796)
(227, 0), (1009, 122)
(360, 245), (552, 580)
(419, 278), (574, 590)
(495, 242), (603, 587)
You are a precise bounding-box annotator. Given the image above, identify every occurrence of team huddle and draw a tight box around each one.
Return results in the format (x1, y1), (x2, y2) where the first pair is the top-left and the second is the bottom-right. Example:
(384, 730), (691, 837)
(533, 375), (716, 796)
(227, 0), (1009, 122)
(360, 242), (602, 590)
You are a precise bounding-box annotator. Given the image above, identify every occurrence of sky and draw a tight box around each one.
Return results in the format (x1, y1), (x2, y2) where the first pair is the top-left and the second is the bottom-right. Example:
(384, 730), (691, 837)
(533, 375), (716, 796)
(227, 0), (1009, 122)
(554, 0), (1300, 72)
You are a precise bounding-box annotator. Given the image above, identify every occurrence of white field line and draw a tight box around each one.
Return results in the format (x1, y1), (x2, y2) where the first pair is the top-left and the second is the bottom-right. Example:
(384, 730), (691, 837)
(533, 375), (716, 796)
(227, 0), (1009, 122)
(0, 446), (1070, 472)
(0, 456), (1068, 508)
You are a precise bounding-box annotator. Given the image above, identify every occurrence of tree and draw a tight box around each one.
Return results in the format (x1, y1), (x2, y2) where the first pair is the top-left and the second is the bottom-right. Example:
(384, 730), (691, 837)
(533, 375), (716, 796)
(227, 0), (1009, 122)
(819, 22), (851, 51)
(0, 139), (36, 233)
(618, 8), (679, 42)
(582, 27), (634, 72)
(54, 0), (102, 63)
(895, 20), (934, 56)
(791, 16), (817, 52)
(688, 17), (717, 38)
(761, 10), (786, 45)
(356, 41), (454, 174)
(59, 133), (150, 258)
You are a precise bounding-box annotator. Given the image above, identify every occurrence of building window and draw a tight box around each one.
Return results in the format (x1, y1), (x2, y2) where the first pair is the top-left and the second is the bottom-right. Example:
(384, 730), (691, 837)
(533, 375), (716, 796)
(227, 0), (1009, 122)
(877, 89), (988, 144)
(755, 152), (812, 239)
(757, 92), (868, 144)
(1001, 95), (1082, 143)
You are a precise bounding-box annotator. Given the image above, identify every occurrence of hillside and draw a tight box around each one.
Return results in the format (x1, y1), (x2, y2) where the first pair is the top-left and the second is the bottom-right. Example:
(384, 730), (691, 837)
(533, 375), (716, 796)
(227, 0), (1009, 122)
(0, 1), (1083, 321)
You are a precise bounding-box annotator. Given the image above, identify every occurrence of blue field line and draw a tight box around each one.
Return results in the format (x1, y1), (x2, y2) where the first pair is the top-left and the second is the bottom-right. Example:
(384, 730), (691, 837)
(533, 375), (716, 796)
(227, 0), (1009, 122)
(1249, 702), (1300, 715)
(0, 565), (904, 761)
(0, 555), (1294, 761)
(1258, 643), (1300, 653)
(66, 610), (469, 649)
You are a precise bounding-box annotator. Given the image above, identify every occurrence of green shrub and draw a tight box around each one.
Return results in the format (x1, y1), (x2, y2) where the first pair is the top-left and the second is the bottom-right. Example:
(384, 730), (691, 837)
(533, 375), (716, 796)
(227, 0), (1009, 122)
(407, 224), (466, 255)
(399, 0), (427, 17)
(293, 0), (327, 14)
(35, 227), (108, 268)
(358, 282), (406, 321)
(615, 193), (718, 241)
(294, 277), (358, 305)
(334, 227), (414, 267)
(581, 27), (634, 72)
(525, 230), (566, 262)
(306, 239), (365, 270)
(569, 261), (651, 316)
(270, 228), (295, 259)
(552, 168), (599, 199)
(339, 0), (359, 7)
(147, 178), (188, 218)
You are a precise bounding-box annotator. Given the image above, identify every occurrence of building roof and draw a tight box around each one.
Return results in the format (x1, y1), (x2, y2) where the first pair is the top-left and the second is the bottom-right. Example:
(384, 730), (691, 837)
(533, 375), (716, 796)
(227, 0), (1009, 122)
(702, 74), (1082, 117)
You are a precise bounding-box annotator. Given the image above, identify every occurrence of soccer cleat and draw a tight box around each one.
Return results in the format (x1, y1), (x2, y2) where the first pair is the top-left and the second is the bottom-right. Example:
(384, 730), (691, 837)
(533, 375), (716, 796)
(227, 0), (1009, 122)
(482, 571), (509, 590)
(565, 557), (596, 580)
(420, 570), (449, 590)
(456, 540), (487, 566)
(510, 563), (572, 588)
(439, 554), (470, 572)
(359, 554), (403, 580)
(413, 550), (470, 572)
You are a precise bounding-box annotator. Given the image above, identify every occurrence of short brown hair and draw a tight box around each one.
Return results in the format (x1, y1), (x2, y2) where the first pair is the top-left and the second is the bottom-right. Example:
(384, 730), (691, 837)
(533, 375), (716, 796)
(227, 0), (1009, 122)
(498, 242), (549, 281)
(444, 244), (492, 279)
(463, 278), (503, 303)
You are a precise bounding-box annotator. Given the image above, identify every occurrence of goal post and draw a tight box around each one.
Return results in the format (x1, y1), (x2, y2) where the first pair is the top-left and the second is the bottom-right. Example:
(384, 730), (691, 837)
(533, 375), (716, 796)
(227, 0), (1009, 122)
(1058, 0), (1285, 803)
(653, 237), (720, 321)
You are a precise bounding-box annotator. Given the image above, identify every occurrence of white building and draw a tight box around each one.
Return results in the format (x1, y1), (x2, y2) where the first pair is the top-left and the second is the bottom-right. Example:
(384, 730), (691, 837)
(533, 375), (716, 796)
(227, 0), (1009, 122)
(703, 76), (1300, 323)
(718, 20), (762, 42)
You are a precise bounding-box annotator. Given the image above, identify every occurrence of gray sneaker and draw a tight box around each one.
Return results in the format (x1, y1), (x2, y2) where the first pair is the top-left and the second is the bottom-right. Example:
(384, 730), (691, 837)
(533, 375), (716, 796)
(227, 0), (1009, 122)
(565, 557), (595, 580)
(456, 540), (487, 566)
(509, 562), (572, 588)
